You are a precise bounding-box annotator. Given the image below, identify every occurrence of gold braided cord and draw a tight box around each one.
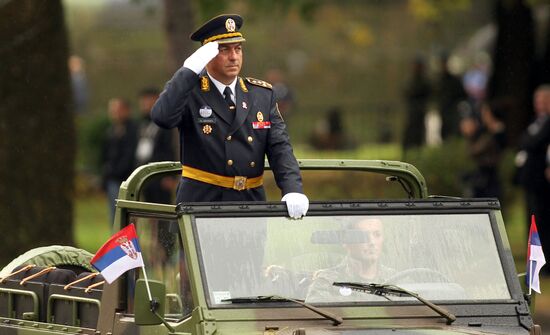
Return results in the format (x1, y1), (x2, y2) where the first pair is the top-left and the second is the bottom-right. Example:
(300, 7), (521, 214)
(203, 32), (243, 44)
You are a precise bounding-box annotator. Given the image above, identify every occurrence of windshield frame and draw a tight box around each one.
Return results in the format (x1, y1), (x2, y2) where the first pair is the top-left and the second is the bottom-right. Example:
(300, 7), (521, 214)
(181, 198), (522, 309)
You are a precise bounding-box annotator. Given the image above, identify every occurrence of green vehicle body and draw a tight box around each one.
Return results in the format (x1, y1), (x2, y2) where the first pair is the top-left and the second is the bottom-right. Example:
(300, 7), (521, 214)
(0, 159), (541, 335)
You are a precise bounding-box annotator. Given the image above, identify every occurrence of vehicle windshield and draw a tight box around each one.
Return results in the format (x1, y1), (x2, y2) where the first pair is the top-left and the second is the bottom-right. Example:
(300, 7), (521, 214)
(194, 212), (511, 306)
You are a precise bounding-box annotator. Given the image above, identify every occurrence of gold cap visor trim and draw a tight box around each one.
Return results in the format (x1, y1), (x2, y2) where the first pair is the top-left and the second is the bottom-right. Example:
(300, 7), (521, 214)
(203, 32), (245, 44)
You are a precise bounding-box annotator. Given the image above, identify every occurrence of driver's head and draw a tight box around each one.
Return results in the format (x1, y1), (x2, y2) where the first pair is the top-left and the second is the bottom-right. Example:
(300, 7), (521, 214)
(343, 218), (384, 263)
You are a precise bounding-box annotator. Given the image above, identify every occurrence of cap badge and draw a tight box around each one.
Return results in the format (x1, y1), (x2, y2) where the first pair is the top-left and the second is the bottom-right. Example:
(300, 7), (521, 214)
(225, 18), (236, 32)
(202, 124), (213, 135)
(257, 111), (264, 122)
(200, 76), (210, 91)
(199, 106), (213, 118)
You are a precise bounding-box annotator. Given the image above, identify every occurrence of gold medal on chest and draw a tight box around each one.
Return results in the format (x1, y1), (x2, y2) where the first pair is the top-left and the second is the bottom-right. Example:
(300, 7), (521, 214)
(202, 124), (213, 134)
(256, 111), (264, 122)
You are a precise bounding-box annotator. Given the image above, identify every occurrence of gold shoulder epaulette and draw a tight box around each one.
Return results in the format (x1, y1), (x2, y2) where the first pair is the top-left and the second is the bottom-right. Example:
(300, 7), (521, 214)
(245, 77), (272, 89)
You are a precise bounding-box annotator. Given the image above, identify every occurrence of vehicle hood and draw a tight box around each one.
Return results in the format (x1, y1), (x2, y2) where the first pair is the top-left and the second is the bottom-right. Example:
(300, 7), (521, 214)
(269, 326), (527, 335)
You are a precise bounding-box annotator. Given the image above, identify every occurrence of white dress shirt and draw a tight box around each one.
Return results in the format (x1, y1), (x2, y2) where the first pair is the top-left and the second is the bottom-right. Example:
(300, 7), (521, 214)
(207, 73), (237, 104)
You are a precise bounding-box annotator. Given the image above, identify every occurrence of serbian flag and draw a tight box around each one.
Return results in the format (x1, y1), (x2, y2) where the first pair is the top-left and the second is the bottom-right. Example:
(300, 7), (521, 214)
(526, 215), (546, 294)
(91, 224), (144, 284)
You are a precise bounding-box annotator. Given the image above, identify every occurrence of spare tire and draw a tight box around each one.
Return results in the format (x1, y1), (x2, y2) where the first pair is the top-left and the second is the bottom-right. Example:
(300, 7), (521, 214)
(0, 245), (95, 277)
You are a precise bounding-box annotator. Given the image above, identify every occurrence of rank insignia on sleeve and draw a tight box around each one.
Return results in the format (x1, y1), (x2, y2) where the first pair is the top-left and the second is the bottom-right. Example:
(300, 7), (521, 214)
(256, 111), (264, 122)
(275, 103), (284, 121)
(202, 124), (213, 134)
(239, 77), (248, 92)
(200, 76), (210, 92)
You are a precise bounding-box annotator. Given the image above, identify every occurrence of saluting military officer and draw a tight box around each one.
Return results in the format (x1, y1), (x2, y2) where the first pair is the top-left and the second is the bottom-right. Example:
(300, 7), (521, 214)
(152, 14), (308, 219)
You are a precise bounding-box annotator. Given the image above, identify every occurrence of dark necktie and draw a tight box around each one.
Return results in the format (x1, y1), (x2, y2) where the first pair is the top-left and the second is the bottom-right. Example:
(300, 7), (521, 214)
(223, 86), (236, 110)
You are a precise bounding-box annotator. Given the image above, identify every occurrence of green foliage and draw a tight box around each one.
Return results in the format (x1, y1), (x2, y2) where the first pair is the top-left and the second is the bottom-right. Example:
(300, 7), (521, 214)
(408, 0), (471, 22)
(77, 115), (109, 174)
(196, 0), (227, 21)
(293, 143), (401, 160)
(195, 0), (320, 22)
(63, 1), (491, 148)
(402, 138), (473, 196)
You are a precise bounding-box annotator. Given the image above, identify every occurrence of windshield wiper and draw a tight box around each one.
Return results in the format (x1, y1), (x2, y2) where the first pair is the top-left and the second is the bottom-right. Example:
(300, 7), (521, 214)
(223, 295), (343, 326)
(333, 282), (456, 325)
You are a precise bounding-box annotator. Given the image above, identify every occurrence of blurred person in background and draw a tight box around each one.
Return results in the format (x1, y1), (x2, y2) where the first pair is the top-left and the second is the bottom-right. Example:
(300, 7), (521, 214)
(309, 106), (356, 151)
(462, 53), (489, 116)
(68, 55), (89, 114)
(515, 85), (550, 272)
(480, 100), (507, 151)
(265, 68), (295, 119)
(135, 87), (177, 204)
(402, 56), (431, 152)
(459, 105), (503, 199)
(151, 14), (308, 219)
(434, 52), (468, 141)
(101, 98), (138, 225)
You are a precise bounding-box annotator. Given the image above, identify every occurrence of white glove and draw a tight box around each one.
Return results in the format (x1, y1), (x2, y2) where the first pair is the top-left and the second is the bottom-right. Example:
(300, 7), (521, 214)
(183, 41), (219, 74)
(281, 192), (309, 219)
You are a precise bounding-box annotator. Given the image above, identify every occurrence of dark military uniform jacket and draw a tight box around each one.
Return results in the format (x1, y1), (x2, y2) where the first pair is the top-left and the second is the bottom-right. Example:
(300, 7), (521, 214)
(517, 115), (550, 191)
(152, 67), (303, 203)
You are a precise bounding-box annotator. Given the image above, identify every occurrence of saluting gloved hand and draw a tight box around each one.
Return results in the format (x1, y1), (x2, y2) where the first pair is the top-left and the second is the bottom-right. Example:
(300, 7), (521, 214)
(183, 41), (219, 74)
(281, 192), (309, 219)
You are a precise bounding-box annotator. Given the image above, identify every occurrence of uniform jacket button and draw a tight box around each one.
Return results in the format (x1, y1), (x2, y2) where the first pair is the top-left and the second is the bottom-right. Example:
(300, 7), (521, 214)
(250, 161), (255, 167)
(227, 135), (232, 141)
(227, 159), (234, 166)
(247, 136), (253, 143)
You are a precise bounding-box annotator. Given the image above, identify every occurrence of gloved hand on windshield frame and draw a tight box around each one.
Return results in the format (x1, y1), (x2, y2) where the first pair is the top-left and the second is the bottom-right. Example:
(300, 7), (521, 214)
(281, 192), (309, 219)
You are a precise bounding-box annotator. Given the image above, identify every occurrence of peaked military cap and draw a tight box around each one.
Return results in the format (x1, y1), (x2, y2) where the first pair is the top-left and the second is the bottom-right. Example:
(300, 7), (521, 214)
(190, 14), (246, 45)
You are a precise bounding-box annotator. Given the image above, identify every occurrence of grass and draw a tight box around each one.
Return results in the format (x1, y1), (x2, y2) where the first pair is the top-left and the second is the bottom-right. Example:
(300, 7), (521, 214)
(293, 143), (402, 161)
(74, 195), (111, 253)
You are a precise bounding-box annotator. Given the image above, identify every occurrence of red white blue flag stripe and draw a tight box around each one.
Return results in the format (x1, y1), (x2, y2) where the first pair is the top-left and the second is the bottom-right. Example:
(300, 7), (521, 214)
(526, 215), (546, 294)
(91, 224), (144, 284)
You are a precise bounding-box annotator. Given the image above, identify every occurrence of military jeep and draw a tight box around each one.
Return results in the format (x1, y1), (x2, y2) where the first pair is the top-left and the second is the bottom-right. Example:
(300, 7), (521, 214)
(0, 159), (541, 334)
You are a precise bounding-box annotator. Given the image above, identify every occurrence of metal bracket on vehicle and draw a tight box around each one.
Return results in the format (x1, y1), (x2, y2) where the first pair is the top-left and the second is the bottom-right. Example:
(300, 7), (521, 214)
(516, 302), (533, 330)
(193, 307), (217, 335)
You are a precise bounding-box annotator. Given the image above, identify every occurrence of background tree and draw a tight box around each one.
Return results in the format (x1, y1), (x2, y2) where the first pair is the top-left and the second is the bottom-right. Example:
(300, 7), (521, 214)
(487, 0), (535, 146)
(163, 0), (196, 72)
(160, 0), (317, 73)
(0, 0), (74, 265)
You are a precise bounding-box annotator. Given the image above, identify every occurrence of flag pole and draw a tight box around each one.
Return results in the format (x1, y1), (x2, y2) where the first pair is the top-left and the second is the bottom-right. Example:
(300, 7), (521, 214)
(528, 260), (533, 295)
(141, 265), (153, 302)
(528, 214), (534, 296)
(140, 264), (176, 333)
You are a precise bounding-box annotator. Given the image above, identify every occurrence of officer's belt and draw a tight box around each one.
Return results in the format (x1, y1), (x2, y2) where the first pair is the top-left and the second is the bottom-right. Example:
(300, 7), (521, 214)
(182, 165), (263, 191)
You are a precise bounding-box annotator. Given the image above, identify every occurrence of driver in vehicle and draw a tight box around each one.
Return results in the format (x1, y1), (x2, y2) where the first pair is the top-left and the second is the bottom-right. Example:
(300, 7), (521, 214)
(305, 218), (396, 302)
